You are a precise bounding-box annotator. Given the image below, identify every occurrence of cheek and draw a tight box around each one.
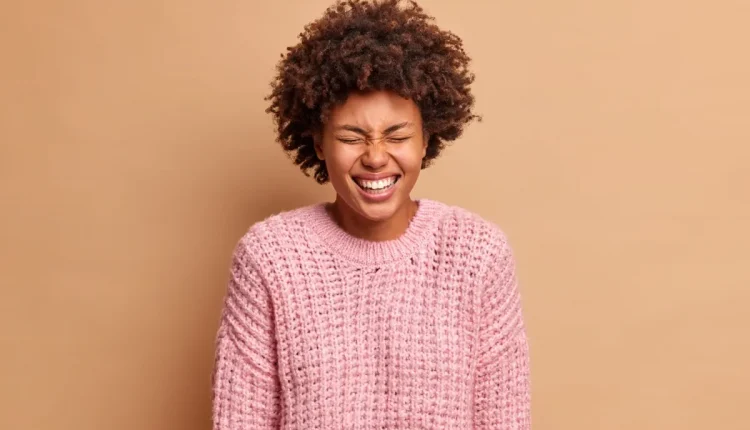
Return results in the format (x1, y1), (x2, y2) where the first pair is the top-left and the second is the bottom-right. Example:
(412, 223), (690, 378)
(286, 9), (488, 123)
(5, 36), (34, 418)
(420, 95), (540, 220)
(325, 145), (362, 175)
(392, 145), (425, 171)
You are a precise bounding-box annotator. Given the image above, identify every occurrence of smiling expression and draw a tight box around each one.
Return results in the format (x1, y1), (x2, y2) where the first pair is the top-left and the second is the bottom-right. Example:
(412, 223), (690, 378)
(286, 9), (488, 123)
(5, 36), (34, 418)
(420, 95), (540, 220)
(315, 90), (427, 222)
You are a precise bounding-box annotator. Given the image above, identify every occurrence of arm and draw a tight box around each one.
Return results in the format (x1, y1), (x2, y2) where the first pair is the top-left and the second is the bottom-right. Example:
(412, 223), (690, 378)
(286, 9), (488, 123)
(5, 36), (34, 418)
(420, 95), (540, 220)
(212, 236), (281, 429)
(474, 236), (531, 429)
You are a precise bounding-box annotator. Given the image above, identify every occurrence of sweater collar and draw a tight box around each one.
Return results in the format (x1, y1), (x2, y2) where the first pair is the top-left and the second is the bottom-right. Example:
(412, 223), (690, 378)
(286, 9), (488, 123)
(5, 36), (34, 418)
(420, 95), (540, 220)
(304, 198), (442, 265)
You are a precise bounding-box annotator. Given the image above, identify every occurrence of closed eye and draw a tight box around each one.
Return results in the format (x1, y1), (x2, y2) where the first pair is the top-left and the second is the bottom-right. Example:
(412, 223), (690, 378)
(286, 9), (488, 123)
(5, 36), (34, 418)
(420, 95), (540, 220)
(336, 136), (412, 144)
(387, 136), (411, 143)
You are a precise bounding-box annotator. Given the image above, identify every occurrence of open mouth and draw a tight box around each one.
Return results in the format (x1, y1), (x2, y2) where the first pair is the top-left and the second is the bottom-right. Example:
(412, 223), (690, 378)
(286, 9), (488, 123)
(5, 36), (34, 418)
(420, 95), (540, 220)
(352, 175), (401, 194)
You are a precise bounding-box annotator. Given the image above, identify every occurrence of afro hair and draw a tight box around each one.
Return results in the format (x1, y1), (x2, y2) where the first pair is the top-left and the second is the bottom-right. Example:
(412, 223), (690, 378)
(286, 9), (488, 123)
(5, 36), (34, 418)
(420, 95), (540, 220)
(265, 0), (480, 183)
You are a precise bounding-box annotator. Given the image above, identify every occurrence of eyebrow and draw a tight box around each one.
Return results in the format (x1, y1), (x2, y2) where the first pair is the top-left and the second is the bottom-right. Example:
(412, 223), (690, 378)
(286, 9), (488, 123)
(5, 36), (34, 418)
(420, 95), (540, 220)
(335, 121), (412, 136)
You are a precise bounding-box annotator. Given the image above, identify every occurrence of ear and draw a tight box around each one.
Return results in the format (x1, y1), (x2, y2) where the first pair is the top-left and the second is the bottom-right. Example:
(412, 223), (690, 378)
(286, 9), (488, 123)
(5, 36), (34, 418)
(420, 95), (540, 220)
(421, 132), (429, 158)
(313, 133), (325, 160)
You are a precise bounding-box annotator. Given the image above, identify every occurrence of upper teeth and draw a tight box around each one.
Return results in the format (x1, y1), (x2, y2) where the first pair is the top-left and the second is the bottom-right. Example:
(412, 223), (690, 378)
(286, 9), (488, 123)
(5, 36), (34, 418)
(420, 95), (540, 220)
(357, 177), (397, 190)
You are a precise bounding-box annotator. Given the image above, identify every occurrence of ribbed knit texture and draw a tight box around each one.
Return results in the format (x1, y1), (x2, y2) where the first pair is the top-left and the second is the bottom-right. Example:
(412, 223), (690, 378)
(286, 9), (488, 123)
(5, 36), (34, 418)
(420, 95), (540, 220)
(211, 199), (530, 429)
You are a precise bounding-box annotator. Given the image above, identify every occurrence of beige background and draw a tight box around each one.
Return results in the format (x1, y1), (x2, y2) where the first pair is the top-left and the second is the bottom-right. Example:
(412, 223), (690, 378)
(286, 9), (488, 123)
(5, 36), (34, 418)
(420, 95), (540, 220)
(1, 1), (748, 429)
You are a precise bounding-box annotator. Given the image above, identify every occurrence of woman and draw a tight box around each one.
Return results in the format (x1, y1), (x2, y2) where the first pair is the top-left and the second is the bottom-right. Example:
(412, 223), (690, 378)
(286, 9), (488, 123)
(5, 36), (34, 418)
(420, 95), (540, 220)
(211, 0), (531, 428)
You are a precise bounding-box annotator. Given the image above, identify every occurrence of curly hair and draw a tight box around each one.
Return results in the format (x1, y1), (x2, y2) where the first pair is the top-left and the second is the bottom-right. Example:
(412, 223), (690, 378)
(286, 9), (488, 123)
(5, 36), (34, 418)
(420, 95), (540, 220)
(265, 0), (480, 183)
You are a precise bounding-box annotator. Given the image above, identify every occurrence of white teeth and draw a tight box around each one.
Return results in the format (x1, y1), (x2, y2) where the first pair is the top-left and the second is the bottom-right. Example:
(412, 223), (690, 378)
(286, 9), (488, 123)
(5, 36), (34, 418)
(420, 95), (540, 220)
(355, 176), (397, 190)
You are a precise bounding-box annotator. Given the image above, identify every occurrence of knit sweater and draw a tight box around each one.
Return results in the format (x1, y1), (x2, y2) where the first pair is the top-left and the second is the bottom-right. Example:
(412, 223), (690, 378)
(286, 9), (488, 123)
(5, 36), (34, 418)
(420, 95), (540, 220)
(211, 199), (530, 429)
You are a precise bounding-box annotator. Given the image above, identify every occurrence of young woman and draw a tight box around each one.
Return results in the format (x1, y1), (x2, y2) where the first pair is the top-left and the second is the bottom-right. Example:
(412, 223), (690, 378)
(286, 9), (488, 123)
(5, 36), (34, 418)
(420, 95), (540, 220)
(211, 1), (530, 428)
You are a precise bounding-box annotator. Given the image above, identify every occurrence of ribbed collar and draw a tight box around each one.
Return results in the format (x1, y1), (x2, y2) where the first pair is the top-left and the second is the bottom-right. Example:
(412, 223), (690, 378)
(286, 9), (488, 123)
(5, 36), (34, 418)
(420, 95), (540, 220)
(303, 199), (442, 266)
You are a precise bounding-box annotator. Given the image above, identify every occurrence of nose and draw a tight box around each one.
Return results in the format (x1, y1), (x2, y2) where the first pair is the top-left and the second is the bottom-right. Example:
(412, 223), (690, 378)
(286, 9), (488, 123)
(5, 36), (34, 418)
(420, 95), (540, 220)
(360, 139), (389, 170)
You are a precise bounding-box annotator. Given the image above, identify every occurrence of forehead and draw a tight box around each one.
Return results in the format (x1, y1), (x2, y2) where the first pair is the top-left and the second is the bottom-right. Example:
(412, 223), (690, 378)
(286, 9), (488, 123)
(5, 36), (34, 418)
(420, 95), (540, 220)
(328, 90), (421, 129)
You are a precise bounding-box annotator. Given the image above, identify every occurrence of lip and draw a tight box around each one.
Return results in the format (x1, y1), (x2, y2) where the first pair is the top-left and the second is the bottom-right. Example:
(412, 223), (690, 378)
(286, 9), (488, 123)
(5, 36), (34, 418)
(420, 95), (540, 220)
(351, 175), (400, 203)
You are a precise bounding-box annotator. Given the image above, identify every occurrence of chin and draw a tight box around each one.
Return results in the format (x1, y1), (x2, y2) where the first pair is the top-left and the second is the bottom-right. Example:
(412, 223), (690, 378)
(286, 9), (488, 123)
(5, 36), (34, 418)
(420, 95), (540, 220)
(347, 188), (409, 223)
(355, 200), (402, 222)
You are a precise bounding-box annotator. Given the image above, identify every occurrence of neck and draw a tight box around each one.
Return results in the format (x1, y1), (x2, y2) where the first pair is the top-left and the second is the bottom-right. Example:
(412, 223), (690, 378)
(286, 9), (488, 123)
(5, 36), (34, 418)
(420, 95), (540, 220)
(329, 197), (418, 242)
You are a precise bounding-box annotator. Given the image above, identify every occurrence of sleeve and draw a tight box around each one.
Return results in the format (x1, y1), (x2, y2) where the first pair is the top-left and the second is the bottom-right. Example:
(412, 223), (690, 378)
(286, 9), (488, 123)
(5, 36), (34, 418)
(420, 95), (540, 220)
(211, 236), (281, 430)
(474, 235), (531, 429)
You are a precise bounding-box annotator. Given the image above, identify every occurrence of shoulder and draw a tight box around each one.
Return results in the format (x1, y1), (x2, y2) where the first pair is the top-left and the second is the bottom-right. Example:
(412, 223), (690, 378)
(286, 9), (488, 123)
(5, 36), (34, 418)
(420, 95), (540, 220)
(232, 203), (320, 262)
(225, 204), (320, 294)
(427, 200), (518, 292)
(428, 199), (513, 259)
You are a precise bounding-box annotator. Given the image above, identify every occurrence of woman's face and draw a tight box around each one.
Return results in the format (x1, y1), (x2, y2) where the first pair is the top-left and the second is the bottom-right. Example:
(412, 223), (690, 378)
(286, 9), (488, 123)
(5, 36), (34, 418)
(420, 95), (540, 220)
(315, 90), (427, 222)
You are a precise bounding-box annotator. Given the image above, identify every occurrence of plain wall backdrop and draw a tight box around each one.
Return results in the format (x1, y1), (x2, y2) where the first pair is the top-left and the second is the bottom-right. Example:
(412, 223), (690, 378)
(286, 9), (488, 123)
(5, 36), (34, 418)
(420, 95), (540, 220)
(1, 1), (749, 429)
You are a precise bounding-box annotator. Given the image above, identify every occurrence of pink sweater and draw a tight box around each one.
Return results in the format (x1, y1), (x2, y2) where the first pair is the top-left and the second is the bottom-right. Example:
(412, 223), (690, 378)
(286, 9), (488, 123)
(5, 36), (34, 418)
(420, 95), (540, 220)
(211, 199), (530, 429)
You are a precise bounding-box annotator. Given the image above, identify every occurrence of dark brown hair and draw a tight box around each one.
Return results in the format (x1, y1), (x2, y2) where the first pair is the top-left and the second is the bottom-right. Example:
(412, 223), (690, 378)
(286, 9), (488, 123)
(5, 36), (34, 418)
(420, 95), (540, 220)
(266, 0), (480, 183)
